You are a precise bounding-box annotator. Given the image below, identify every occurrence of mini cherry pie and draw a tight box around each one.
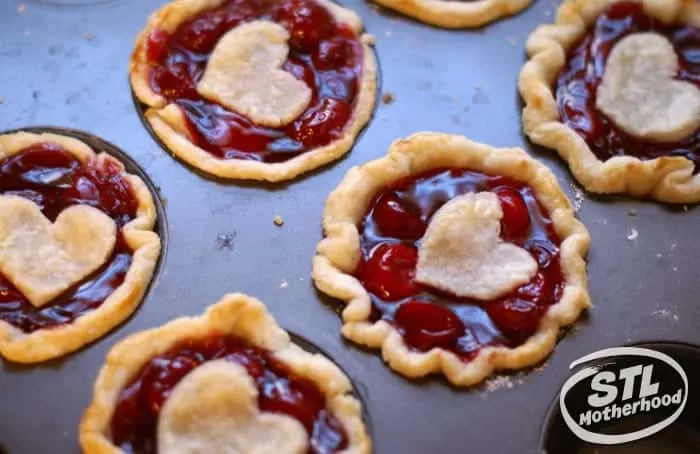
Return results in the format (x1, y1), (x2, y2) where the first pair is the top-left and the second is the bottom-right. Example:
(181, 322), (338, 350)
(313, 133), (590, 386)
(520, 0), (700, 202)
(0, 132), (161, 363)
(80, 294), (371, 454)
(130, 0), (377, 182)
(370, 0), (533, 29)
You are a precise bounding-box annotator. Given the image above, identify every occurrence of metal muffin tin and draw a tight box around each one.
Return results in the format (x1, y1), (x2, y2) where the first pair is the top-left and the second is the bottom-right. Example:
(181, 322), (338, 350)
(2, 0), (700, 453)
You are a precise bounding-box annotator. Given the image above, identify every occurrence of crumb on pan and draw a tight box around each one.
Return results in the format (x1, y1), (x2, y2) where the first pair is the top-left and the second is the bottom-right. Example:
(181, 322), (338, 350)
(274, 215), (284, 226)
(570, 184), (585, 212)
(381, 92), (395, 105)
(627, 228), (638, 241)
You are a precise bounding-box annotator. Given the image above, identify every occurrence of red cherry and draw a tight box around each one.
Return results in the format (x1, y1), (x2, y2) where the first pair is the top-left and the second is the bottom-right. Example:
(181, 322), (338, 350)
(314, 38), (354, 71)
(276, 0), (333, 51)
(223, 350), (266, 381)
(371, 193), (426, 240)
(495, 187), (530, 240)
(289, 98), (351, 147)
(486, 298), (544, 344)
(361, 243), (419, 301)
(143, 355), (200, 413)
(259, 378), (323, 432)
(63, 175), (101, 207)
(517, 272), (555, 306)
(175, 14), (228, 53)
(395, 301), (465, 351)
(151, 64), (197, 99)
(146, 28), (169, 62)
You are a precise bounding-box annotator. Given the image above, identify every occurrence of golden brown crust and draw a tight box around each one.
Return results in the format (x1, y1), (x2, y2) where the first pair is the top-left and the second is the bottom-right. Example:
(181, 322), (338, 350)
(80, 293), (371, 454)
(0, 132), (161, 363)
(130, 0), (377, 182)
(371, 0), (532, 29)
(519, 0), (700, 203)
(312, 132), (591, 386)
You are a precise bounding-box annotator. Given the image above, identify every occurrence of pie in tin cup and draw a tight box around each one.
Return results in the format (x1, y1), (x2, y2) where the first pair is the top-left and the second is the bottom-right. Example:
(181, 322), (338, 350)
(312, 132), (591, 386)
(370, 0), (533, 29)
(130, 0), (377, 182)
(80, 293), (371, 454)
(0, 131), (161, 363)
(520, 0), (700, 203)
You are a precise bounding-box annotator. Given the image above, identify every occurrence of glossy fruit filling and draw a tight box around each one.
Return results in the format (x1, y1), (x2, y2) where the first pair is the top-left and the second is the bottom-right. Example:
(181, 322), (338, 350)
(556, 1), (700, 167)
(110, 334), (348, 454)
(357, 169), (565, 360)
(0, 143), (137, 333)
(144, 0), (364, 163)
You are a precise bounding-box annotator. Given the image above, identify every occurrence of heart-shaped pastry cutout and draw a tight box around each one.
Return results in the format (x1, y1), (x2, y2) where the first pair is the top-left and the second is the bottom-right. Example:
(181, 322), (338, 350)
(0, 195), (117, 308)
(197, 20), (313, 128)
(415, 192), (537, 301)
(596, 32), (700, 143)
(158, 360), (308, 454)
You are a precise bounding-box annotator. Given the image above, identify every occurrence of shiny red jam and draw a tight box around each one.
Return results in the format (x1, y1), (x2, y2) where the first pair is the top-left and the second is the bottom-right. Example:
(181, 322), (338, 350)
(0, 143), (137, 333)
(357, 169), (565, 360)
(556, 2), (700, 167)
(110, 335), (349, 454)
(144, 0), (364, 163)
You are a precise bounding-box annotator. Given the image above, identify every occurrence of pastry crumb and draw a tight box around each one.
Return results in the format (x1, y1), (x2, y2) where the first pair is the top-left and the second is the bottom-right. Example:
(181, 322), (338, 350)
(362, 34), (376, 46)
(651, 309), (679, 323)
(627, 228), (638, 241)
(484, 375), (514, 392)
(656, 252), (663, 259)
(670, 241), (678, 251)
(280, 279), (288, 289)
(273, 215), (284, 226)
(216, 232), (236, 250)
(471, 87), (490, 105)
(570, 184), (585, 212)
(381, 92), (395, 104)
(628, 208), (637, 217)
(506, 36), (518, 46)
(17, 3), (26, 14)
(83, 32), (95, 41)
(683, 205), (689, 212)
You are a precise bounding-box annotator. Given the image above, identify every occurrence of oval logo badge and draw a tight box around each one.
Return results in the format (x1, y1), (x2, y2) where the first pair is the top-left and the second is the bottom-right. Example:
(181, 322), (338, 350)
(560, 347), (688, 445)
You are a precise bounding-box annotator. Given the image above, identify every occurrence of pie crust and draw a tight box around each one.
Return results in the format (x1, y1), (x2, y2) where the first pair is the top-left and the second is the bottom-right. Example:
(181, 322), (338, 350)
(80, 293), (371, 454)
(0, 132), (161, 363)
(312, 132), (591, 386)
(370, 0), (533, 29)
(519, 0), (700, 203)
(130, 0), (377, 182)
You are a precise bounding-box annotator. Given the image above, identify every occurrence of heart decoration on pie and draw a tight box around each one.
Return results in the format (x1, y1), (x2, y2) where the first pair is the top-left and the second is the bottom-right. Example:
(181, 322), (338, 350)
(520, 0), (700, 203)
(80, 293), (371, 454)
(130, 0), (377, 182)
(312, 132), (591, 386)
(0, 131), (161, 363)
(369, 0), (533, 29)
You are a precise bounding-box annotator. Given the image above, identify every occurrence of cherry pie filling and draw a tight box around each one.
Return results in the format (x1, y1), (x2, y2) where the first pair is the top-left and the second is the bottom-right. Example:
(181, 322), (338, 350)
(110, 334), (349, 454)
(556, 2), (700, 168)
(356, 169), (565, 361)
(144, 0), (364, 163)
(0, 143), (138, 333)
